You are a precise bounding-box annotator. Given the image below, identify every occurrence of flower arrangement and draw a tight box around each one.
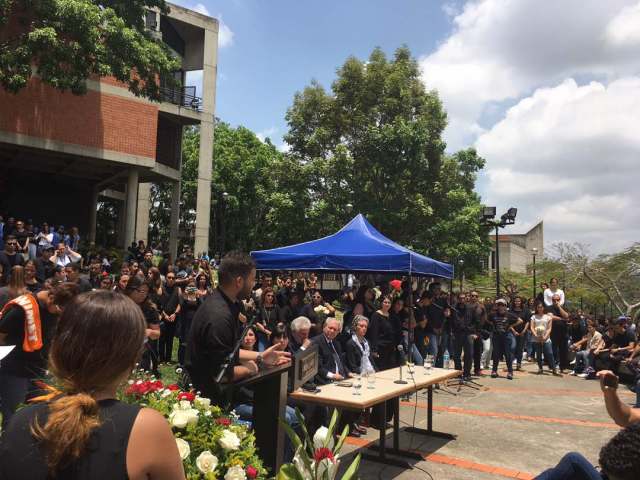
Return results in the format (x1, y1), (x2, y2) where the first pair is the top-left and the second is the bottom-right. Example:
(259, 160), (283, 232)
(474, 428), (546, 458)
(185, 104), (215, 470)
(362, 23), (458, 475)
(277, 409), (360, 480)
(120, 372), (268, 480)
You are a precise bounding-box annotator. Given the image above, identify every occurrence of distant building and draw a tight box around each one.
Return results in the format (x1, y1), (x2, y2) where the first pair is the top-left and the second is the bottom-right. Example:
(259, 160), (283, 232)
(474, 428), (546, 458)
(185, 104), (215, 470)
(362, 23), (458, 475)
(0, 3), (218, 258)
(488, 222), (544, 273)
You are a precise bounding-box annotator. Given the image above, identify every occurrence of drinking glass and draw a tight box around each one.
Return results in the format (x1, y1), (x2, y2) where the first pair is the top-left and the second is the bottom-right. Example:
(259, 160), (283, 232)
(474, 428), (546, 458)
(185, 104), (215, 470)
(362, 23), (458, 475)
(352, 374), (362, 395)
(366, 371), (376, 389)
(425, 355), (433, 373)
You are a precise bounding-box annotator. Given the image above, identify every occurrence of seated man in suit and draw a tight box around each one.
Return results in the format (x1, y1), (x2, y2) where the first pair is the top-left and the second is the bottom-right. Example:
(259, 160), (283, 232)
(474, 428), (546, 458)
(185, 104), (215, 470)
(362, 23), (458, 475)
(313, 317), (363, 437)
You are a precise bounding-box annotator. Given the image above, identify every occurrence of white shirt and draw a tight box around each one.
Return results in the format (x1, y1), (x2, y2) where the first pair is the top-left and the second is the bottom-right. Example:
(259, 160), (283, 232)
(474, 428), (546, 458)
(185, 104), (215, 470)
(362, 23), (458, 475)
(543, 288), (565, 306)
(531, 314), (552, 341)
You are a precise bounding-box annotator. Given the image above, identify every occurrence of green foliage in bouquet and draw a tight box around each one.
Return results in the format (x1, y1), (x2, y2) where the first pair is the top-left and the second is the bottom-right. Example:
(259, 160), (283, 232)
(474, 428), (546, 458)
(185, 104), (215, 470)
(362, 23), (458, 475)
(120, 372), (268, 480)
(277, 408), (361, 480)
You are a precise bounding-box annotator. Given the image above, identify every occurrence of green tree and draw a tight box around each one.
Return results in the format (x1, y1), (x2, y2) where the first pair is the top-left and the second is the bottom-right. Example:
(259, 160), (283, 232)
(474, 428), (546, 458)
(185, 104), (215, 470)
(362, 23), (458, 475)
(0, 0), (179, 99)
(284, 46), (490, 272)
(149, 123), (311, 253)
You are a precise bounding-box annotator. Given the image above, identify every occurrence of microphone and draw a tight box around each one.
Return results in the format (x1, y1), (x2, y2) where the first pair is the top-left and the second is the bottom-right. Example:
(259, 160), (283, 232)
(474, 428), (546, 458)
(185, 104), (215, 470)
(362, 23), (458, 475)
(394, 345), (408, 384)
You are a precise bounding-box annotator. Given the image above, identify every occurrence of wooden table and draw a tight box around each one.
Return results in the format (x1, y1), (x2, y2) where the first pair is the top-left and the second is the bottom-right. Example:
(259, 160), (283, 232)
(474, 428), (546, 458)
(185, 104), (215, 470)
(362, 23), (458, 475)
(289, 366), (461, 467)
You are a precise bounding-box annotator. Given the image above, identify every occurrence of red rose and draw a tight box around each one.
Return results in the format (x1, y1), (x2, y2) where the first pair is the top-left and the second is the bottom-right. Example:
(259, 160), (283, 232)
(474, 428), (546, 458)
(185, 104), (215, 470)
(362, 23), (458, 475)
(177, 392), (196, 401)
(246, 466), (258, 479)
(152, 380), (163, 390)
(167, 384), (180, 391)
(216, 417), (231, 426)
(313, 447), (335, 462)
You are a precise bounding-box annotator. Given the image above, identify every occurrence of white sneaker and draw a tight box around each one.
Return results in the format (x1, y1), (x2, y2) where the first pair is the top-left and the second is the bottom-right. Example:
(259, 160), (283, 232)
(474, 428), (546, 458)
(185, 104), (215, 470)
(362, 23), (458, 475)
(577, 373), (588, 378)
(569, 371), (578, 376)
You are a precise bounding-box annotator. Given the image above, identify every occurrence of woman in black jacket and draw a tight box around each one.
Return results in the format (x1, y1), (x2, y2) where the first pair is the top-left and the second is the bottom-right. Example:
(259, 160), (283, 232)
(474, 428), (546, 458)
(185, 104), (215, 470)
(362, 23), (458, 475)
(345, 315), (392, 429)
(345, 315), (377, 374)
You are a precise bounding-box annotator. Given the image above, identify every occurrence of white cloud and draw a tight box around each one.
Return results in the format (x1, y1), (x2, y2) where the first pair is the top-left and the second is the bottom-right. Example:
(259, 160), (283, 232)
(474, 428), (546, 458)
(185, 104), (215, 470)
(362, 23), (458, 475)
(420, 0), (639, 150)
(217, 15), (234, 48)
(476, 77), (640, 253)
(606, 1), (640, 47)
(256, 127), (278, 143)
(191, 3), (210, 16)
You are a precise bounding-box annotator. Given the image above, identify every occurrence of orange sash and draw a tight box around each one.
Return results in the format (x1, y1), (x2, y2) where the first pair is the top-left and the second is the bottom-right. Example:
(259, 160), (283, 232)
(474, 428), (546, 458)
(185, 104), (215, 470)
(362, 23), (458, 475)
(0, 294), (43, 352)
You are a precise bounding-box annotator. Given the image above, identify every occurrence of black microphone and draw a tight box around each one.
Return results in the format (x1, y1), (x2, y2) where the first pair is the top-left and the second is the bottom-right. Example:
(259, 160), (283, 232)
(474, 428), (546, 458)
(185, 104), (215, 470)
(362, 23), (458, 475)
(394, 345), (408, 384)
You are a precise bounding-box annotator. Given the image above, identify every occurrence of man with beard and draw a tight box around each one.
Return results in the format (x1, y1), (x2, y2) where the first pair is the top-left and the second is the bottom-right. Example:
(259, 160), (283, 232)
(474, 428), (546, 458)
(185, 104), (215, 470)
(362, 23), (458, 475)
(185, 251), (290, 403)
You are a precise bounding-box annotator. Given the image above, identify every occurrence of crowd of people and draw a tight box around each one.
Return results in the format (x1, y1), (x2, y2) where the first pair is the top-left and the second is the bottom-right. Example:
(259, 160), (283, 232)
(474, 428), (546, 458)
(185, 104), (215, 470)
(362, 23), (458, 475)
(1, 219), (639, 478)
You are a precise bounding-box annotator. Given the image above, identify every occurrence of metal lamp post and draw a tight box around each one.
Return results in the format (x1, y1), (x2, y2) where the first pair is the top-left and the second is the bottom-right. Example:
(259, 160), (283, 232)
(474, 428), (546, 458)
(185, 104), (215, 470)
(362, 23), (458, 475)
(532, 247), (538, 299)
(458, 259), (464, 293)
(480, 206), (517, 298)
(220, 191), (229, 255)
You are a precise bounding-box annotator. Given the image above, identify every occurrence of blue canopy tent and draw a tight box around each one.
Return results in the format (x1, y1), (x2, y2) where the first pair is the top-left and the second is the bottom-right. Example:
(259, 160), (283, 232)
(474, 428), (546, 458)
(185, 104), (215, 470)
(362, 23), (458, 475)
(250, 214), (453, 278)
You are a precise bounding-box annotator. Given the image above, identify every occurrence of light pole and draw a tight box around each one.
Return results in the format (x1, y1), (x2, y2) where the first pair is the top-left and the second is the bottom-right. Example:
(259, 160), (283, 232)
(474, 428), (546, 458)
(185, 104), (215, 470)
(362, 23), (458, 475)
(458, 259), (464, 293)
(532, 247), (538, 299)
(220, 191), (229, 255)
(480, 206), (517, 298)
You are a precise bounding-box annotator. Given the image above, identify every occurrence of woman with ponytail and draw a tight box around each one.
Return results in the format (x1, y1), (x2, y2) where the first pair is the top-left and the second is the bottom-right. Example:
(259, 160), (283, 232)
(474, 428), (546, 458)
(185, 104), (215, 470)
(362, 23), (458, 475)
(0, 290), (185, 479)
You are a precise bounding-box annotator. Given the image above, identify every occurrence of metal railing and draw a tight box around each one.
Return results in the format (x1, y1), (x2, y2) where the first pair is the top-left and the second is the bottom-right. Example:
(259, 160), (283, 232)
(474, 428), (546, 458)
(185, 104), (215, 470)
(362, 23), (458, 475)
(159, 85), (202, 111)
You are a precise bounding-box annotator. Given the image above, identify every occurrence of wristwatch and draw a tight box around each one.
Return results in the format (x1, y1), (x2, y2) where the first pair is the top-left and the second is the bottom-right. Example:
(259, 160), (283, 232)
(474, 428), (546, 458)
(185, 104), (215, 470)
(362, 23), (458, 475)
(256, 353), (263, 368)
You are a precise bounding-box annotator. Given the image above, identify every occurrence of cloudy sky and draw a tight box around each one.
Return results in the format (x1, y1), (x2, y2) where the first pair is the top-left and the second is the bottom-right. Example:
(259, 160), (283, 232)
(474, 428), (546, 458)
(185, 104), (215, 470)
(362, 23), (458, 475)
(172, 0), (640, 255)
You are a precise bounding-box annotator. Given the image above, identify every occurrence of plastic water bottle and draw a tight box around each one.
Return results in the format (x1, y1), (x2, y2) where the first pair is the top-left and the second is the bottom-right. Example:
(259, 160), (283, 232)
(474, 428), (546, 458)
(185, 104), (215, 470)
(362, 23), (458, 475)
(443, 351), (450, 369)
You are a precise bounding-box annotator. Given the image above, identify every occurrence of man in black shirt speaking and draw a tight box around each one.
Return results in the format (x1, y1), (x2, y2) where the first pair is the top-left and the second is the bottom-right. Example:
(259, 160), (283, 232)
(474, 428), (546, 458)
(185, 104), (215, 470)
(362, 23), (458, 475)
(185, 251), (290, 404)
(488, 298), (522, 380)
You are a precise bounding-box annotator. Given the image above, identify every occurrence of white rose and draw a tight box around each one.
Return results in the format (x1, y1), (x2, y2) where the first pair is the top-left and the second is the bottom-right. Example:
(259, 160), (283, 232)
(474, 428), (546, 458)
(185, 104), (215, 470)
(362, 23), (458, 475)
(185, 408), (199, 425)
(175, 438), (190, 460)
(314, 305), (325, 313)
(224, 465), (247, 480)
(313, 426), (334, 450)
(196, 450), (218, 474)
(179, 400), (192, 410)
(162, 389), (172, 397)
(195, 396), (211, 408)
(170, 410), (189, 429)
(219, 430), (241, 450)
(204, 410), (212, 417)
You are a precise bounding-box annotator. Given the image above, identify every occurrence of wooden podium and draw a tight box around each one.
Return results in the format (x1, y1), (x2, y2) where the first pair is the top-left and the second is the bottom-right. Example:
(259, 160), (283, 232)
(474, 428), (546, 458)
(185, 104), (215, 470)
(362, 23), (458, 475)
(234, 362), (291, 473)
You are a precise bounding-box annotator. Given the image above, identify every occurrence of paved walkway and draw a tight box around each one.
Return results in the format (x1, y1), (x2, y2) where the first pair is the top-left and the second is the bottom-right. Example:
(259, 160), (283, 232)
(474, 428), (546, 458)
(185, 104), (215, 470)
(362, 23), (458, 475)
(338, 362), (634, 479)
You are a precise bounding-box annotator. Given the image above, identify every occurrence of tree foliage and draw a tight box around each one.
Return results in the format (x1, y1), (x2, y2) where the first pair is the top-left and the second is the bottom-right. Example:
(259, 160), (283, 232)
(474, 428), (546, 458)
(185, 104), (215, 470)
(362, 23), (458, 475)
(149, 124), (311, 254)
(284, 46), (490, 272)
(0, 0), (179, 99)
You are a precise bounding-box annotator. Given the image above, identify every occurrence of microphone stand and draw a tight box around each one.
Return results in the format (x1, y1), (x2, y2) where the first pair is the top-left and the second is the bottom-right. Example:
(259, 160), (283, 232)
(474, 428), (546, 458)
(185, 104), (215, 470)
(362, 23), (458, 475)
(213, 312), (259, 408)
(394, 346), (408, 384)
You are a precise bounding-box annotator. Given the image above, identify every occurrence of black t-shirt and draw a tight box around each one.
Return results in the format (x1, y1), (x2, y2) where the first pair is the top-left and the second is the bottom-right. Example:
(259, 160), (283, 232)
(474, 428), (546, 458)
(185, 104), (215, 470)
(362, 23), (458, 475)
(179, 297), (201, 339)
(185, 288), (241, 402)
(545, 304), (568, 336)
(0, 299), (58, 377)
(13, 230), (29, 250)
(159, 285), (180, 315)
(0, 251), (24, 279)
(257, 304), (280, 332)
(612, 329), (635, 348)
(509, 308), (530, 333)
(488, 311), (519, 334)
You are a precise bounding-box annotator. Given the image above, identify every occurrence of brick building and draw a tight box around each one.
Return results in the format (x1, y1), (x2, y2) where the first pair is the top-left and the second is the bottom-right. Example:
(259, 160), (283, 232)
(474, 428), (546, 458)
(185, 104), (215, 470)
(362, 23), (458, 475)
(0, 3), (218, 258)
(488, 222), (544, 273)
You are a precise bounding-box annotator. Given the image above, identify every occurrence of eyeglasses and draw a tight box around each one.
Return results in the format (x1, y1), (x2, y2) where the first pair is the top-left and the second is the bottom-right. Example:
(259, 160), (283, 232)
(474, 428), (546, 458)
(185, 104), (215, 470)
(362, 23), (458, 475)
(167, 276), (175, 279)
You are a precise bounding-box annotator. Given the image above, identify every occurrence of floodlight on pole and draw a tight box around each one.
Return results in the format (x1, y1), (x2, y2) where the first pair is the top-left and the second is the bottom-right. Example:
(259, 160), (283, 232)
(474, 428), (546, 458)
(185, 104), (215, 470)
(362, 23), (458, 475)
(480, 205), (518, 298)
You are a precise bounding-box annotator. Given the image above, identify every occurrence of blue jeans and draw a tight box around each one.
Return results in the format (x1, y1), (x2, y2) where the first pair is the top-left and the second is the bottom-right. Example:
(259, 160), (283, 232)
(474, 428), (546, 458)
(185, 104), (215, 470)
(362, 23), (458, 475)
(535, 452), (602, 480)
(535, 340), (555, 371)
(574, 350), (594, 373)
(492, 332), (514, 374)
(235, 403), (300, 462)
(427, 333), (439, 360)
